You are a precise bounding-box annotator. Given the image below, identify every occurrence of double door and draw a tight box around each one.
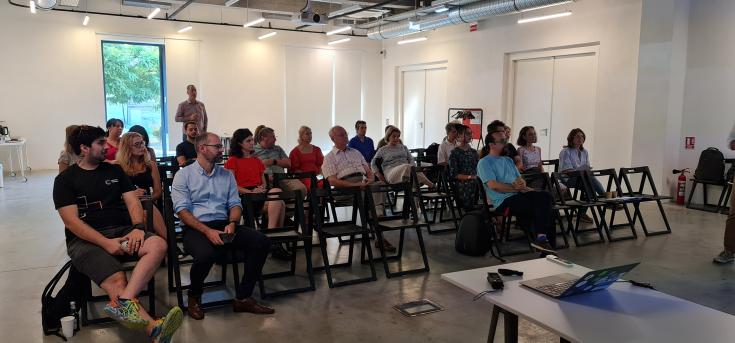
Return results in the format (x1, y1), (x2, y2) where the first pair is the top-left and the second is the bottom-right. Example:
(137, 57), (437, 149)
(401, 67), (447, 149)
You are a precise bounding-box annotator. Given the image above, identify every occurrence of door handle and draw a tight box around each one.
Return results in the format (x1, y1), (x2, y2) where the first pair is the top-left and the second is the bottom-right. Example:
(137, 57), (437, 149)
(541, 128), (548, 136)
(419, 122), (424, 129)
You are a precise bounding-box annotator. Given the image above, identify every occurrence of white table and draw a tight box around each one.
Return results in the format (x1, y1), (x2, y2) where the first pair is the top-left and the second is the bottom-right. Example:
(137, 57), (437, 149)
(442, 258), (735, 343)
(0, 139), (28, 182)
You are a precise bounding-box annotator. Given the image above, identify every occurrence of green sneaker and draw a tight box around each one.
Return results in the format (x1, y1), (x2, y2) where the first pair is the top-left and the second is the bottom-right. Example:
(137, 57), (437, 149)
(104, 298), (149, 330)
(150, 306), (184, 343)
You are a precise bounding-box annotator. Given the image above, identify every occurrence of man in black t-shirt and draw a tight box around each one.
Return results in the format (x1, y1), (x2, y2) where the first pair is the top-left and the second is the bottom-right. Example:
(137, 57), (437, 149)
(53, 125), (182, 341)
(175, 121), (198, 167)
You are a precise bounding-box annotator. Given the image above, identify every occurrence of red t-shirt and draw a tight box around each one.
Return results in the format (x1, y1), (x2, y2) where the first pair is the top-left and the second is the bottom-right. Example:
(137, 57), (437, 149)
(224, 156), (265, 188)
(105, 141), (118, 161)
(289, 145), (324, 174)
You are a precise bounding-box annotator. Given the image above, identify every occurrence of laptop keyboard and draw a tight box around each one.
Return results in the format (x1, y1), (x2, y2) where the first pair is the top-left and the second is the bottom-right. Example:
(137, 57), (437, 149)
(538, 279), (577, 296)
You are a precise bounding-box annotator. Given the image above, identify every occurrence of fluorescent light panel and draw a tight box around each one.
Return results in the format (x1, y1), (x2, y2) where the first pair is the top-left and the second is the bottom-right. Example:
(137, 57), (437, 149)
(397, 36), (427, 45)
(435, 6), (449, 13)
(518, 10), (572, 24)
(225, 0), (240, 6)
(82, 15), (90, 26)
(243, 17), (265, 28)
(519, 0), (572, 12)
(177, 25), (192, 33)
(147, 8), (161, 20)
(326, 26), (351, 36)
(29, 1), (36, 14)
(328, 38), (350, 45)
(258, 31), (277, 40)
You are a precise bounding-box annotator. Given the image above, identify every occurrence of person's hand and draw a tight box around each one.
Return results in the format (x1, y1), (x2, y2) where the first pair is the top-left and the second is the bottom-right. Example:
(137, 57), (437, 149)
(224, 222), (236, 234)
(103, 238), (125, 256)
(123, 229), (146, 255)
(191, 113), (201, 122)
(134, 188), (148, 197)
(519, 186), (534, 193)
(359, 179), (370, 189)
(512, 178), (527, 190)
(254, 185), (266, 193)
(205, 228), (224, 245)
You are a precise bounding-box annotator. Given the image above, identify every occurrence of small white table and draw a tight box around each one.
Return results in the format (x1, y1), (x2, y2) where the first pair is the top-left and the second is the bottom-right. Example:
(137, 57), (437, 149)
(442, 258), (735, 343)
(0, 139), (29, 182)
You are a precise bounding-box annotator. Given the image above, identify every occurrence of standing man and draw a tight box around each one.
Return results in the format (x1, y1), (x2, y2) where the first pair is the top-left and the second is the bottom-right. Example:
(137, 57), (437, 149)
(53, 125), (182, 342)
(477, 122), (556, 254)
(323, 125), (395, 252)
(171, 132), (274, 319)
(714, 125), (735, 263)
(175, 85), (208, 138)
(348, 120), (376, 163)
(175, 121), (198, 167)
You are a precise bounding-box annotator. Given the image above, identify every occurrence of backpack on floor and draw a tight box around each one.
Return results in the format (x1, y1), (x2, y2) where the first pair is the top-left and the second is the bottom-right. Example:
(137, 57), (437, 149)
(41, 261), (87, 337)
(455, 211), (492, 256)
(694, 147), (725, 183)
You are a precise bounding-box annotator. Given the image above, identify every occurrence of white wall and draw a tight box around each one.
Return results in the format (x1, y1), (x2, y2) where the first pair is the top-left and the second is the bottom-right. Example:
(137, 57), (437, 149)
(381, 0), (644, 171)
(0, 1), (383, 170)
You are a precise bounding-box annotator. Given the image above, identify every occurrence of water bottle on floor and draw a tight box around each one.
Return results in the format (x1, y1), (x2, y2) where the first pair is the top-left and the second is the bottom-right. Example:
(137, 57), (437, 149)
(0, 162), (4, 188)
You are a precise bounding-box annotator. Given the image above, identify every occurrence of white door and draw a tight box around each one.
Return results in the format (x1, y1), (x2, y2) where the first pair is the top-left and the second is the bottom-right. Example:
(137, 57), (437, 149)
(511, 58), (554, 159)
(424, 68), (448, 147)
(402, 70), (426, 149)
(549, 53), (598, 164)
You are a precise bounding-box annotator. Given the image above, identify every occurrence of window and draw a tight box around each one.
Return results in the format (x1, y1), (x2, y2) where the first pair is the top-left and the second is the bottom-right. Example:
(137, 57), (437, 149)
(102, 41), (168, 155)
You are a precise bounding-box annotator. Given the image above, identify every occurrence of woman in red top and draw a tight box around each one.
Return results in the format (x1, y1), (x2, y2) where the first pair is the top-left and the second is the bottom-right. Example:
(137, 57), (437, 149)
(104, 118), (123, 162)
(224, 128), (285, 230)
(289, 126), (324, 190)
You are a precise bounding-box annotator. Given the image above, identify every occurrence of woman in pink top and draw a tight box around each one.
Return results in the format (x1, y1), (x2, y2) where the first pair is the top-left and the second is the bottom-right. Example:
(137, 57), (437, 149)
(104, 118), (123, 162)
(289, 126), (324, 190)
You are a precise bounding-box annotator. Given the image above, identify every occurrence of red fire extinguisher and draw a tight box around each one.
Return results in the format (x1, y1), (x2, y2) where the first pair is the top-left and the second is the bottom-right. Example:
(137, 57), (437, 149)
(672, 168), (689, 205)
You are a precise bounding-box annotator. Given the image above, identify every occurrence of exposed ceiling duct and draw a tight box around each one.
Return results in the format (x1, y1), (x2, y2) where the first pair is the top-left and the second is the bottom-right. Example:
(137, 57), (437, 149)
(367, 0), (572, 40)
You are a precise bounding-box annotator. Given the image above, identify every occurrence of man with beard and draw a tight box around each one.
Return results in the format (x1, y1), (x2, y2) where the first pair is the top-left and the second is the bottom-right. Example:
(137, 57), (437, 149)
(171, 132), (274, 320)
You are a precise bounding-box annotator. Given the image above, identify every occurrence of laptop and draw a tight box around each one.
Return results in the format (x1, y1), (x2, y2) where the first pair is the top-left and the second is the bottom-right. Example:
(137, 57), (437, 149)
(520, 263), (639, 299)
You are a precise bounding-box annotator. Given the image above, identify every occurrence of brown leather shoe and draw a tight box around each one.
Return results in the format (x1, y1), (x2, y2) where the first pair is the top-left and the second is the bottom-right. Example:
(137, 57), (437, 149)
(233, 297), (275, 314)
(187, 294), (205, 320)
(375, 238), (397, 252)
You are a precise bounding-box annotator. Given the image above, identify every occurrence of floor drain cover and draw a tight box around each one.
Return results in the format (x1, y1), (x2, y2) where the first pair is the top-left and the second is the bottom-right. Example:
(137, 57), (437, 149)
(394, 299), (444, 317)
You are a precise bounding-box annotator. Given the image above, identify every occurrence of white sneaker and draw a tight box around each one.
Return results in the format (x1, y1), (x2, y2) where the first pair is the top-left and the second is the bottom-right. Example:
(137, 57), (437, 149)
(713, 250), (734, 264)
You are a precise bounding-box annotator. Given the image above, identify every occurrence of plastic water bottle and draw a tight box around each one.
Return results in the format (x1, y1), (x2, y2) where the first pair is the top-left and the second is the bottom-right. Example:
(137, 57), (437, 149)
(69, 301), (78, 330)
(0, 163), (4, 188)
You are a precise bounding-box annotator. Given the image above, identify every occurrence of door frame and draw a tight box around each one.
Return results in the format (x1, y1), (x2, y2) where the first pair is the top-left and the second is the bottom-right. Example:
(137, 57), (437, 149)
(397, 61), (448, 145)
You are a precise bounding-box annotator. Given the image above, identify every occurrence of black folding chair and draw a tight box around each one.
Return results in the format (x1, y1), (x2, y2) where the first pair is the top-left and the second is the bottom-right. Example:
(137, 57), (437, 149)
(541, 159), (559, 173)
(588, 169), (638, 242)
(551, 171), (607, 246)
(413, 165), (459, 234)
(618, 166), (673, 236)
(242, 190), (315, 297)
(364, 179), (430, 278)
(522, 172), (570, 249)
(311, 185), (377, 287)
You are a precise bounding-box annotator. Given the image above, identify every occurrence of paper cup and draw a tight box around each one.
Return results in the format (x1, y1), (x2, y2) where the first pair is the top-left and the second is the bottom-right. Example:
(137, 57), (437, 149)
(611, 191), (618, 198)
(60, 316), (75, 338)
(604, 192), (612, 199)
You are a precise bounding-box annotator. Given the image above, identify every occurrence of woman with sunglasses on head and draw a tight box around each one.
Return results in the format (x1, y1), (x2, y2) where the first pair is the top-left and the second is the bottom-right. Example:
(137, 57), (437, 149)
(114, 132), (167, 239)
(104, 118), (124, 162)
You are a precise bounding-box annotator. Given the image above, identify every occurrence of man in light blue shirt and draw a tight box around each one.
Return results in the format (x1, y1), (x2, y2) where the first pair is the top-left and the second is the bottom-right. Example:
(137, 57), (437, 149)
(172, 132), (274, 320)
(477, 121), (556, 253)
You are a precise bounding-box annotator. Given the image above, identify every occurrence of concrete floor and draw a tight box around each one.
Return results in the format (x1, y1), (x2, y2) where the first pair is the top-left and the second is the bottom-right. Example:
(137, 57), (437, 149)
(1, 170), (734, 342)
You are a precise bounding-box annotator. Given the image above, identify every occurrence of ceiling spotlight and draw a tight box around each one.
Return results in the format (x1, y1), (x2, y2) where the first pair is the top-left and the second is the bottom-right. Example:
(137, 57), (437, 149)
(82, 15), (90, 26)
(326, 26), (351, 36)
(518, 11), (572, 24)
(243, 17), (265, 28)
(397, 36), (427, 45)
(177, 25), (193, 33)
(258, 31), (277, 40)
(147, 8), (160, 20)
(29, 1), (36, 14)
(328, 38), (350, 45)
(225, 0), (240, 6)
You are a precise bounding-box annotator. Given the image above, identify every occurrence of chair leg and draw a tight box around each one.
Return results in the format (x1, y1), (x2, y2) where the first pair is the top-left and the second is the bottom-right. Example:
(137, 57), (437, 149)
(686, 181), (697, 208)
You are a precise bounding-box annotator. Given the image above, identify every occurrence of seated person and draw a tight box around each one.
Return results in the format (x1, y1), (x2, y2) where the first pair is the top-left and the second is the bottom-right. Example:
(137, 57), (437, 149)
(371, 126), (434, 188)
(171, 132), (274, 320)
(348, 120), (375, 163)
(58, 124), (79, 173)
(53, 125), (182, 342)
(559, 128), (605, 222)
(517, 126), (545, 189)
(225, 128), (290, 260)
(114, 132), (167, 239)
(376, 125), (401, 150)
(254, 126), (307, 196)
(289, 125), (324, 191)
(477, 122), (556, 253)
(437, 122), (460, 165)
(175, 121), (198, 167)
(105, 118), (124, 162)
(128, 125), (157, 161)
(448, 125), (479, 210)
(503, 124), (523, 170)
(323, 125), (395, 252)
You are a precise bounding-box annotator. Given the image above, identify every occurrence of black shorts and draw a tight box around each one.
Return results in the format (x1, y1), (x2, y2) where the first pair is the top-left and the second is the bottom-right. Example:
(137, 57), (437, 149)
(66, 226), (156, 286)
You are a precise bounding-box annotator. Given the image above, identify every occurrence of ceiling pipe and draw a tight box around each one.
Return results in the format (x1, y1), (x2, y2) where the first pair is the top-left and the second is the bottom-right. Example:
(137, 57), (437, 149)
(327, 0), (403, 20)
(367, 0), (572, 40)
(358, 0), (483, 29)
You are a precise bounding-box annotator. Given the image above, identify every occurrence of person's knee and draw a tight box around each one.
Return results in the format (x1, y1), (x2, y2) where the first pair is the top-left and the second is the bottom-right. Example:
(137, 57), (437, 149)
(268, 187), (282, 194)
(145, 235), (167, 254)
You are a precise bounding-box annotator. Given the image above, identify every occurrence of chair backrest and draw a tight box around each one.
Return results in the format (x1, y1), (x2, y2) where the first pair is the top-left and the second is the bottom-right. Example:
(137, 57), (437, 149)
(157, 164), (180, 180)
(366, 180), (415, 221)
(273, 171), (317, 191)
(552, 170), (597, 203)
(409, 148), (425, 165)
(618, 166), (661, 196)
(156, 156), (177, 166)
(541, 159), (559, 173)
(521, 171), (549, 191)
(589, 168), (620, 193)
(241, 190), (305, 232)
(310, 185), (366, 232)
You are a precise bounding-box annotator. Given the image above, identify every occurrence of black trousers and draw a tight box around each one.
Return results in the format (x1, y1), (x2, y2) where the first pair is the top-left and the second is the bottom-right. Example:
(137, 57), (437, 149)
(182, 220), (271, 299)
(495, 191), (557, 248)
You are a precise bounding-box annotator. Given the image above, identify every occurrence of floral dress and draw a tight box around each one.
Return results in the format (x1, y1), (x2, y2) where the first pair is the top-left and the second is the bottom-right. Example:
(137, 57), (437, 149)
(448, 147), (479, 210)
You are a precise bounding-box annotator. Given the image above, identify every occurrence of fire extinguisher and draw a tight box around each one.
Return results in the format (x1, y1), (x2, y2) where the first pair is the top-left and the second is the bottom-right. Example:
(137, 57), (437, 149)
(672, 168), (689, 205)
